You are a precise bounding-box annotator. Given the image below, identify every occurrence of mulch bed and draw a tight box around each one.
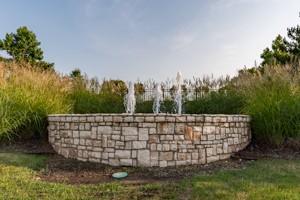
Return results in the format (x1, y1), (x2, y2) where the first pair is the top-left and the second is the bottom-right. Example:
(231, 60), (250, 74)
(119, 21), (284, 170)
(0, 139), (299, 185)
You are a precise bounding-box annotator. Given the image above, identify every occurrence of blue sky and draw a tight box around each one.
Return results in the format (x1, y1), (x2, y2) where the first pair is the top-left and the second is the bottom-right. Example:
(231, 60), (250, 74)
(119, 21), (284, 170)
(0, 0), (299, 82)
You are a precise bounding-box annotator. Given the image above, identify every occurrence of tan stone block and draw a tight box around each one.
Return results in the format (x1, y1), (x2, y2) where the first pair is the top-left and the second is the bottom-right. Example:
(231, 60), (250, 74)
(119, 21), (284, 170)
(185, 126), (193, 140)
(206, 155), (220, 163)
(160, 152), (173, 161)
(132, 141), (147, 149)
(125, 135), (138, 141)
(138, 128), (149, 140)
(203, 126), (215, 135)
(98, 126), (112, 135)
(178, 153), (186, 161)
(120, 159), (133, 166)
(149, 135), (159, 143)
(138, 150), (150, 166)
(159, 160), (168, 167)
(207, 134), (215, 141)
(115, 150), (131, 158)
(123, 127), (138, 135)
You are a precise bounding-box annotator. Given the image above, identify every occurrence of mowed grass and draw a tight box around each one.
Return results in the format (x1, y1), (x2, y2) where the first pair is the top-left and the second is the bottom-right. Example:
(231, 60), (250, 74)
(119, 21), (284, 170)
(0, 153), (299, 200)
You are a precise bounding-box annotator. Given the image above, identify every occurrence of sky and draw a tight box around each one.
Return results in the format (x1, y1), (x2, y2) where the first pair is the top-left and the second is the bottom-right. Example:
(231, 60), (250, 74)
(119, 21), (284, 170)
(0, 0), (299, 82)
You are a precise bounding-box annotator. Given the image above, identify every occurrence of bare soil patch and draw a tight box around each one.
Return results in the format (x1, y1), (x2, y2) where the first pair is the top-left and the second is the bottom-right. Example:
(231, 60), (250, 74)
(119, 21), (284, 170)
(0, 139), (299, 185)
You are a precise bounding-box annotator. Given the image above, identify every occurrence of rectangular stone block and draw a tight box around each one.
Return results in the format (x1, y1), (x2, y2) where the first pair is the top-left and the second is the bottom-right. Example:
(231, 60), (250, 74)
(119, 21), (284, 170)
(122, 127), (138, 135)
(149, 135), (159, 143)
(138, 150), (150, 166)
(132, 141), (147, 149)
(138, 128), (149, 140)
(159, 152), (173, 160)
(98, 126), (112, 135)
(115, 150), (131, 159)
(120, 159), (133, 166)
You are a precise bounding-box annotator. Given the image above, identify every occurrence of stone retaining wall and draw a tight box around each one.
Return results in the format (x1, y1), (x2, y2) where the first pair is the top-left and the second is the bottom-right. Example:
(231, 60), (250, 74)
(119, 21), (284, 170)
(48, 114), (251, 167)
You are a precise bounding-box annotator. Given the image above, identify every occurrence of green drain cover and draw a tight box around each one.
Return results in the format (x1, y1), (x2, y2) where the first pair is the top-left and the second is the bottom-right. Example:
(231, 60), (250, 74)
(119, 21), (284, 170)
(112, 172), (128, 179)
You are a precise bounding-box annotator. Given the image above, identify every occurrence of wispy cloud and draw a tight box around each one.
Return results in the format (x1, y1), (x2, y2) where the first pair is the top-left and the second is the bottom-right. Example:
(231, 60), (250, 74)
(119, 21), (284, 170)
(169, 33), (195, 51)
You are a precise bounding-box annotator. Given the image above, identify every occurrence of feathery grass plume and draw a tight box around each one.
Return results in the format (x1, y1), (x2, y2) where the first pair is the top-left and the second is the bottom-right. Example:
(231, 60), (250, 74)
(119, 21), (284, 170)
(238, 64), (300, 147)
(0, 61), (72, 140)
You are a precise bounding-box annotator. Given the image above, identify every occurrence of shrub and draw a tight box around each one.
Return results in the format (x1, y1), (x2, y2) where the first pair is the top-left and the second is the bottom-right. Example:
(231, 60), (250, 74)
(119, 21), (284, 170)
(0, 61), (71, 140)
(239, 65), (300, 147)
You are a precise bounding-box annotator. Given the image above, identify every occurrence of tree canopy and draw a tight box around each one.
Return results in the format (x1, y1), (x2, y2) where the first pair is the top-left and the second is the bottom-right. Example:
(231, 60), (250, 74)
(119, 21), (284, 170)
(0, 26), (53, 70)
(260, 24), (300, 67)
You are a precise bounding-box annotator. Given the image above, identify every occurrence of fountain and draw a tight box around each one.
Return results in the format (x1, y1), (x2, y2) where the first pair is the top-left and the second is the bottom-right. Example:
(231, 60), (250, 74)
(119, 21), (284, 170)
(124, 81), (136, 115)
(48, 70), (252, 168)
(174, 71), (183, 114)
(153, 83), (163, 114)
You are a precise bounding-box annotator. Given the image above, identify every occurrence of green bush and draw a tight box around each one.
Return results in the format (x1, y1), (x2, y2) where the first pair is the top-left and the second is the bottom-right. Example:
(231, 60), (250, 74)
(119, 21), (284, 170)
(183, 90), (245, 114)
(240, 65), (300, 147)
(0, 61), (71, 140)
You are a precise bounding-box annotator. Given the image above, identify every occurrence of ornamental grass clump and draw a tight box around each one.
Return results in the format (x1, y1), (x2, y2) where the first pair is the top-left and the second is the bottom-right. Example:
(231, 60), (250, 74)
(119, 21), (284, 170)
(0, 61), (71, 140)
(239, 64), (300, 147)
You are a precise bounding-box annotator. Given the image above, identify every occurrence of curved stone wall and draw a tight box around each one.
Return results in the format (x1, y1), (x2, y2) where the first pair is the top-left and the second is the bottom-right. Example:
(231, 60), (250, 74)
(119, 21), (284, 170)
(48, 114), (251, 167)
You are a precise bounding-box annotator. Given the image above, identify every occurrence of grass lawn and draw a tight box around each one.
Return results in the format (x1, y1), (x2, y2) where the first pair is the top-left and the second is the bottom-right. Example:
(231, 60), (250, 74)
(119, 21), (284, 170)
(0, 153), (299, 200)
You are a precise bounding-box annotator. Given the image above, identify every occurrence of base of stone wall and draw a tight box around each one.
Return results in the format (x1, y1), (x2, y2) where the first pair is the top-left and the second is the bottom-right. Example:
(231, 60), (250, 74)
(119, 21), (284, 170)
(48, 114), (251, 167)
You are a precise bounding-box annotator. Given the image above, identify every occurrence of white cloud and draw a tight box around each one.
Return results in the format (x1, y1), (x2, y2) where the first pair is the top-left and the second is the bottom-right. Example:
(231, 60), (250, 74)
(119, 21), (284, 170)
(169, 33), (195, 51)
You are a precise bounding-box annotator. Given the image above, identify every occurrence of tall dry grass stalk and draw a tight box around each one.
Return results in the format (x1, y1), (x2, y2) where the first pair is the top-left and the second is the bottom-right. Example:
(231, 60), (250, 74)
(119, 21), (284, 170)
(0, 61), (72, 140)
(237, 64), (300, 147)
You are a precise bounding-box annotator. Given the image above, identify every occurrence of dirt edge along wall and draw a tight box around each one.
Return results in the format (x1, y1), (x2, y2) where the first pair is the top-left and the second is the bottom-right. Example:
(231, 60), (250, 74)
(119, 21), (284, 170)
(48, 114), (251, 167)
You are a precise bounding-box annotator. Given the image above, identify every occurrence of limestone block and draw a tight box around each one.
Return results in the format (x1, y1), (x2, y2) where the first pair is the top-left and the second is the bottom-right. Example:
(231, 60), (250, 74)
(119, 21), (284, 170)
(159, 152), (173, 160)
(135, 116), (145, 122)
(187, 116), (196, 122)
(102, 136), (108, 147)
(115, 150), (131, 159)
(85, 139), (93, 146)
(149, 135), (159, 143)
(125, 141), (132, 149)
(203, 126), (216, 135)
(80, 139), (85, 145)
(95, 116), (103, 122)
(123, 116), (134, 122)
(138, 128), (149, 140)
(174, 135), (184, 141)
(207, 155), (220, 163)
(115, 141), (125, 147)
(159, 160), (168, 167)
(124, 135), (138, 141)
(109, 158), (120, 166)
(113, 116), (123, 123)
(145, 116), (155, 122)
(103, 116), (113, 121)
(132, 141), (147, 149)
(90, 151), (101, 159)
(150, 151), (158, 161)
(112, 134), (120, 140)
(132, 150), (137, 158)
(166, 116), (175, 122)
(170, 144), (178, 151)
(185, 126), (193, 140)
(162, 144), (170, 151)
(120, 159), (133, 166)
(108, 140), (115, 147)
(138, 150), (150, 166)
(80, 131), (91, 139)
(207, 134), (215, 141)
(93, 140), (102, 147)
(98, 126), (112, 135)
(84, 123), (91, 131)
(155, 116), (166, 122)
(178, 153), (186, 161)
(123, 127), (138, 135)
(150, 144), (157, 151)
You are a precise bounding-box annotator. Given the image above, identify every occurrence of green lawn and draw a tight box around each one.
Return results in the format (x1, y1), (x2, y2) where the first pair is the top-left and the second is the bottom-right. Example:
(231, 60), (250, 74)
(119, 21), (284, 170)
(0, 153), (299, 200)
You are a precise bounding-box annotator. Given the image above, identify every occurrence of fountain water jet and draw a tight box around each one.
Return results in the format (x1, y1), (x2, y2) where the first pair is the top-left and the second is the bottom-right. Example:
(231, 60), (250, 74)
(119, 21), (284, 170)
(174, 71), (183, 115)
(124, 81), (136, 115)
(153, 83), (163, 114)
